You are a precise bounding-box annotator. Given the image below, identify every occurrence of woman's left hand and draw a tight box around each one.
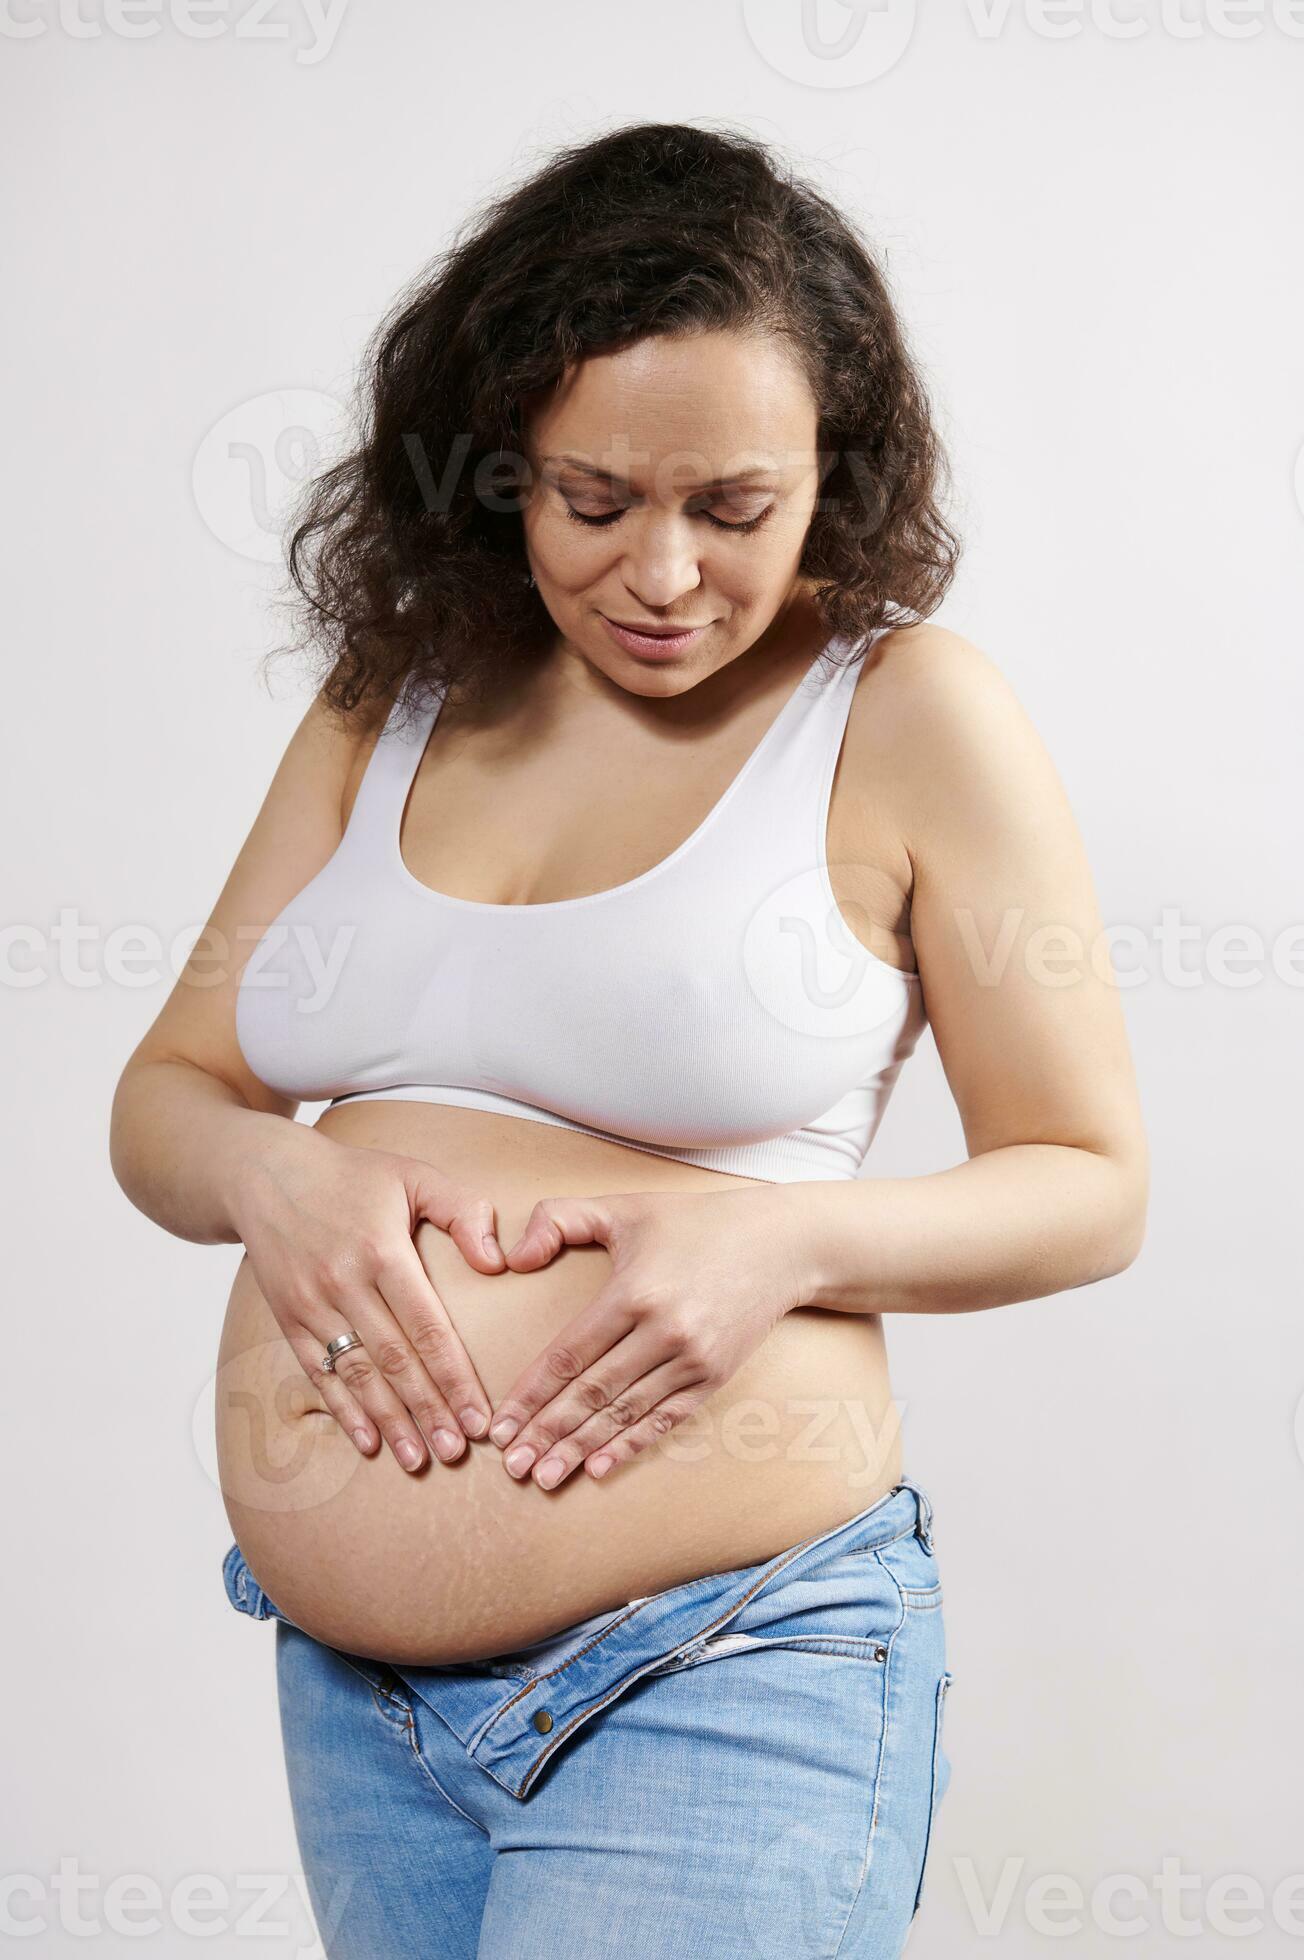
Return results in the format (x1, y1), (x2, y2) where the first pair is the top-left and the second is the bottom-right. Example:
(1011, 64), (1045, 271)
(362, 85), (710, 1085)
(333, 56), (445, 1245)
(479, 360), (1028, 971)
(485, 1186), (815, 1488)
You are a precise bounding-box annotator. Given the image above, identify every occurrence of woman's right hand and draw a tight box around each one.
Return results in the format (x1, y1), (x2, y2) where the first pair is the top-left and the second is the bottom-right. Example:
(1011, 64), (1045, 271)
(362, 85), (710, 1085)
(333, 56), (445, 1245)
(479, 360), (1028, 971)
(228, 1121), (504, 1472)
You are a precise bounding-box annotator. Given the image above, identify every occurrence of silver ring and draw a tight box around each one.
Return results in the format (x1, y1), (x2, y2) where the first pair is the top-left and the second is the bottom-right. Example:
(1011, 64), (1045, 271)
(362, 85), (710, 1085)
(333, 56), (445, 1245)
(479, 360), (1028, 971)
(322, 1330), (364, 1375)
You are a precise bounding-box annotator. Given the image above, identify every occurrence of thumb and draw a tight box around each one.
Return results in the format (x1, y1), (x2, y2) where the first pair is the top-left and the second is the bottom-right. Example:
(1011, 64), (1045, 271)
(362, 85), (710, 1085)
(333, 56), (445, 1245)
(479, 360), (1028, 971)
(404, 1164), (506, 1274)
(503, 1193), (617, 1272)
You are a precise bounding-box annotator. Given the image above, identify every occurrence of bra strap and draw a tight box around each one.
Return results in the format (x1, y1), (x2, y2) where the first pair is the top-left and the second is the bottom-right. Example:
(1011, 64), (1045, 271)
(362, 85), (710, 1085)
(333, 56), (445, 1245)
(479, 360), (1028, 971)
(343, 688), (441, 847)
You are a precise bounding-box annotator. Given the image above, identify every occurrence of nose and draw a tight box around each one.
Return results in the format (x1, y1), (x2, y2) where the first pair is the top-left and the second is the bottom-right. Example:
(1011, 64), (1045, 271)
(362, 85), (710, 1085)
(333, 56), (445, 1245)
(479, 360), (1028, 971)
(619, 513), (704, 609)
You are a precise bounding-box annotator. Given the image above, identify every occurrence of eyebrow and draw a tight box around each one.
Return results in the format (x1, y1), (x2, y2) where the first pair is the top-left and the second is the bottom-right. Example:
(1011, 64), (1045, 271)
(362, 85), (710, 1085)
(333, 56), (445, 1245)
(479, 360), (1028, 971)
(545, 455), (778, 492)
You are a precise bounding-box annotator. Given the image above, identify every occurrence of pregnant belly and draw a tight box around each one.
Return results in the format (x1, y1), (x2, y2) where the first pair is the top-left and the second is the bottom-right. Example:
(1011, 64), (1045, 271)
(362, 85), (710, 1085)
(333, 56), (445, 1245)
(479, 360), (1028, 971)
(214, 1100), (902, 1665)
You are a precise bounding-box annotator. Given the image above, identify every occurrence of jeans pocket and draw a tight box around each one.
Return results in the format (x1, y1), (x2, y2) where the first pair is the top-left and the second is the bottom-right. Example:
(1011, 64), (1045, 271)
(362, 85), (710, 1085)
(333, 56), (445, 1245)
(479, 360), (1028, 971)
(913, 1669), (953, 1917)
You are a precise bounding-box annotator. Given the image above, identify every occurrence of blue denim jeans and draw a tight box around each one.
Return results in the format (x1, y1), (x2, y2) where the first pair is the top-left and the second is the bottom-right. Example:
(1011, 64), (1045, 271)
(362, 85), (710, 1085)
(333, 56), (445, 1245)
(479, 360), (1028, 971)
(222, 1476), (952, 1958)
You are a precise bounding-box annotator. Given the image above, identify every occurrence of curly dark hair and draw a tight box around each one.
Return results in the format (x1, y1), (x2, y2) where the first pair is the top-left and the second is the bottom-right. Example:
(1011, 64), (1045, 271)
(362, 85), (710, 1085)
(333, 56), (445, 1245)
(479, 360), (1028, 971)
(278, 119), (960, 722)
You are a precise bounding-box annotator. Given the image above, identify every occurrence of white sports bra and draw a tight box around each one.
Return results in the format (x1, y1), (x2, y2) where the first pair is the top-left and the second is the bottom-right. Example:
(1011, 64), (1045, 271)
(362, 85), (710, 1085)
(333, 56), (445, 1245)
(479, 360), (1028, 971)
(235, 628), (928, 1183)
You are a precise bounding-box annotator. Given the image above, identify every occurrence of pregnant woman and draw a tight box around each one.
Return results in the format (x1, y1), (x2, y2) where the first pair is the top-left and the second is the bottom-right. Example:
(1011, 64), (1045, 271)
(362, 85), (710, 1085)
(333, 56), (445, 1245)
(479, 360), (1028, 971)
(110, 123), (1148, 1958)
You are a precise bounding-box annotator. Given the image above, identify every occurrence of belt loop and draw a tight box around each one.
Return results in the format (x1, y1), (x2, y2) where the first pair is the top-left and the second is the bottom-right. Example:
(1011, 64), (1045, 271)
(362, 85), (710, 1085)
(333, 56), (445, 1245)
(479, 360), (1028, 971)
(908, 1479), (936, 1553)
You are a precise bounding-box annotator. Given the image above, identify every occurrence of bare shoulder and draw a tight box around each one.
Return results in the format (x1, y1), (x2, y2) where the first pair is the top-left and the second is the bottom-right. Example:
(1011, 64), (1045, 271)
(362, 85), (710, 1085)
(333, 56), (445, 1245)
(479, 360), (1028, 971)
(826, 624), (1006, 967)
(854, 620), (1032, 748)
(285, 682), (403, 829)
(849, 621), (1071, 859)
(859, 624), (1146, 1186)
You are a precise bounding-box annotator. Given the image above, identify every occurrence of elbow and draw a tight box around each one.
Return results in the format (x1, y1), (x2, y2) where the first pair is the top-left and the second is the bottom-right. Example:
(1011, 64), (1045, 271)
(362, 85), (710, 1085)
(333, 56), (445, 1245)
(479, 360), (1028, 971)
(1101, 1204), (1147, 1281)
(1092, 1146), (1150, 1281)
(108, 1055), (165, 1206)
(108, 1070), (144, 1206)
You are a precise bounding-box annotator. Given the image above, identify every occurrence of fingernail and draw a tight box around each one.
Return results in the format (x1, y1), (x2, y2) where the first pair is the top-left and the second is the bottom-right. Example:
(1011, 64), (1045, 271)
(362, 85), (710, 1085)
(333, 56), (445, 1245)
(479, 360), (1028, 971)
(460, 1407), (488, 1438)
(482, 1232), (502, 1259)
(505, 1445), (536, 1478)
(353, 1427), (374, 1453)
(432, 1429), (464, 1461)
(490, 1417), (518, 1447)
(589, 1454), (614, 1479)
(396, 1438), (423, 1470)
(534, 1457), (564, 1489)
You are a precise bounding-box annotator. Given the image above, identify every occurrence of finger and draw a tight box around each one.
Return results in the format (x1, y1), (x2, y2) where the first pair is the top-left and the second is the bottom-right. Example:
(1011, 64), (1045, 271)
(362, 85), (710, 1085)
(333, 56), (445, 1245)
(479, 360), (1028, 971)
(487, 1280), (639, 1448)
(295, 1303), (431, 1473)
(406, 1165), (505, 1274)
(584, 1386), (713, 1481)
(376, 1242), (494, 1441)
(283, 1324), (380, 1457)
(338, 1282), (471, 1463)
(499, 1324), (681, 1477)
(524, 1357), (695, 1491)
(500, 1194), (617, 1272)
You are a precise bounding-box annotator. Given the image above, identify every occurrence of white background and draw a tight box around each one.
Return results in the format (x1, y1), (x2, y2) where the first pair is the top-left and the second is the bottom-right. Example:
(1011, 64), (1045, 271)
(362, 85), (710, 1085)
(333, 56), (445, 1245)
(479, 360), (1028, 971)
(3, 2), (1302, 1953)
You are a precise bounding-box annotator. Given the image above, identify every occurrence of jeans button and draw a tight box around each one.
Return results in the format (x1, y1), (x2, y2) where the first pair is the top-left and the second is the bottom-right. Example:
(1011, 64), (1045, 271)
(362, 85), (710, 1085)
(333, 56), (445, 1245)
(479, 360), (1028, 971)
(533, 1709), (554, 1734)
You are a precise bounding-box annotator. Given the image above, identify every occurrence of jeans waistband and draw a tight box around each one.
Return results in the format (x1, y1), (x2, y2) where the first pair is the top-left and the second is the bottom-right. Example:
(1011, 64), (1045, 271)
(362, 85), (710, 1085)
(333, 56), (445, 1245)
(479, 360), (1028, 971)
(395, 1475), (936, 1801)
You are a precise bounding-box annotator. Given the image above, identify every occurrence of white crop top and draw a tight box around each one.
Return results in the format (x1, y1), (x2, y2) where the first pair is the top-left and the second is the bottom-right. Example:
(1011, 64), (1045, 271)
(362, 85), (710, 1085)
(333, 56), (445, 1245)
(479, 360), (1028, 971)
(235, 628), (928, 1183)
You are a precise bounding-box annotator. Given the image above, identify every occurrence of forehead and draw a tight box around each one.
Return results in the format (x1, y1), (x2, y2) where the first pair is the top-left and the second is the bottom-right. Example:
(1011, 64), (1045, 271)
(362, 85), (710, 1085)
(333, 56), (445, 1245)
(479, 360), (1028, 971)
(525, 330), (817, 482)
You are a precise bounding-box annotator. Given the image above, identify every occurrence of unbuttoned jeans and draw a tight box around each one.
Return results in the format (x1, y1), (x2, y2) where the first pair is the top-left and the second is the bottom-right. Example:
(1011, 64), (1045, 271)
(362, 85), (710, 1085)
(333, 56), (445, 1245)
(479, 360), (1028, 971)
(222, 1476), (953, 1958)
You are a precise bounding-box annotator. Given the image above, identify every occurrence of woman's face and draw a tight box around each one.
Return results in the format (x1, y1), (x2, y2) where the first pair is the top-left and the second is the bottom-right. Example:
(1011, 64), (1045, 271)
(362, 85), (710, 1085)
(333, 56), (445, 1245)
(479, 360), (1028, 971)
(519, 329), (823, 695)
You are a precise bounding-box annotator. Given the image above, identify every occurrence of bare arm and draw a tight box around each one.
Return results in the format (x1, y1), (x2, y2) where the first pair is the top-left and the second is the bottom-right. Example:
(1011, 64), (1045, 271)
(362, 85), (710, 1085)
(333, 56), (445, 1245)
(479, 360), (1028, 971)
(109, 688), (353, 1237)
(109, 1055), (304, 1248)
(109, 687), (503, 1466)
(788, 624), (1149, 1315)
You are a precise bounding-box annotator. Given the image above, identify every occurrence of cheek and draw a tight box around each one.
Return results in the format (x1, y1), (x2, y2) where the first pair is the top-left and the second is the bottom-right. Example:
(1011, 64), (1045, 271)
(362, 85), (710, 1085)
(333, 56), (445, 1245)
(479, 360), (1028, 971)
(713, 528), (810, 612)
(524, 501), (610, 593)
(769, 499), (818, 566)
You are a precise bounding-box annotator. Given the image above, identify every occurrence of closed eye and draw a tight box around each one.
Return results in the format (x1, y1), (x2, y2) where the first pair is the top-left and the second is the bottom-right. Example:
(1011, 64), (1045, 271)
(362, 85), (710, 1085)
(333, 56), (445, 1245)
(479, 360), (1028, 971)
(563, 504), (774, 536)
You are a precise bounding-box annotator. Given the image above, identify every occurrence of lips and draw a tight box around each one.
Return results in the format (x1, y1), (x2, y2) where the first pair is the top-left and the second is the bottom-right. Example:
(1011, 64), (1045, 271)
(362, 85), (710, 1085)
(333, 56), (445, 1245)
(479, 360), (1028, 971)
(607, 620), (708, 636)
(599, 615), (712, 661)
